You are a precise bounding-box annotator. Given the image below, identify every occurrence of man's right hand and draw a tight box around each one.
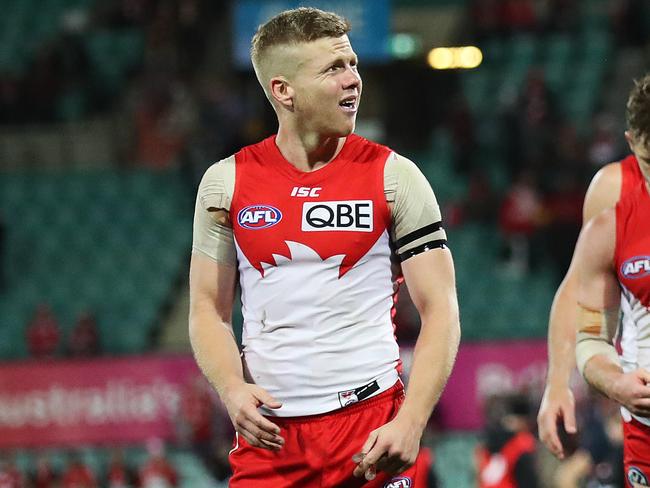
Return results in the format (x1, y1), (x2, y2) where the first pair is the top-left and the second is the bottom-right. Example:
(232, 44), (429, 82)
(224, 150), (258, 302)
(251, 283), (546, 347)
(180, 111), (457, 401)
(611, 368), (650, 417)
(537, 384), (577, 459)
(223, 382), (285, 450)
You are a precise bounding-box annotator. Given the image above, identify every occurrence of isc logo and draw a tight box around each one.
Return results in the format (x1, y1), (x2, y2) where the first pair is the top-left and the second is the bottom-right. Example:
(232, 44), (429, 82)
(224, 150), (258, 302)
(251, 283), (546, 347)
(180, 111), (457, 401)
(291, 186), (321, 197)
(621, 256), (650, 279)
(301, 200), (372, 232)
(237, 204), (282, 230)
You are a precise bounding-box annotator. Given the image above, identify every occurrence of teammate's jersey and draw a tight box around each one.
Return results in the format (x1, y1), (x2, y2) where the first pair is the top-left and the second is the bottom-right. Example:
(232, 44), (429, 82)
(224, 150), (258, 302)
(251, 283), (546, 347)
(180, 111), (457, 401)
(231, 134), (402, 416)
(621, 154), (643, 196)
(616, 179), (650, 426)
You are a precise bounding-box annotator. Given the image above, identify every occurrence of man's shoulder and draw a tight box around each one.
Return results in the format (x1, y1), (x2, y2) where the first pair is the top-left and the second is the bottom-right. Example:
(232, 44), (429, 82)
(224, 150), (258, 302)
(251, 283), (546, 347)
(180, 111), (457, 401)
(201, 155), (236, 183)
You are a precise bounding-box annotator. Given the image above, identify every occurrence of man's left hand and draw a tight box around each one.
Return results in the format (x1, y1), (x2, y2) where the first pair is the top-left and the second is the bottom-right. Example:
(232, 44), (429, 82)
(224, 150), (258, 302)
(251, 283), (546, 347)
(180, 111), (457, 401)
(352, 414), (423, 480)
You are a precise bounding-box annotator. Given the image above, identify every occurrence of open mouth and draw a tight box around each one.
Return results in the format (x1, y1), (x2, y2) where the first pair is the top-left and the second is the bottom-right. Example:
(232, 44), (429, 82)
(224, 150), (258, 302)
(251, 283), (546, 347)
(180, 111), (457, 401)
(339, 96), (357, 112)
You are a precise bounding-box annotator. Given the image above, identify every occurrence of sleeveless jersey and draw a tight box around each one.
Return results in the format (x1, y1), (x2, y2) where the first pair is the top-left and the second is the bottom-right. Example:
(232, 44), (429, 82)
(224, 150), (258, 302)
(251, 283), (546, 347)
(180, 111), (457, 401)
(231, 134), (401, 417)
(616, 179), (650, 427)
(621, 154), (643, 197)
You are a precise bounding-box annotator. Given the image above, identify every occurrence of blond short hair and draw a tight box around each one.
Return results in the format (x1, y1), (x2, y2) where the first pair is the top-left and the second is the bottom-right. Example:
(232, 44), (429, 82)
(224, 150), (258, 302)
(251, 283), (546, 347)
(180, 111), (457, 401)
(250, 7), (350, 77)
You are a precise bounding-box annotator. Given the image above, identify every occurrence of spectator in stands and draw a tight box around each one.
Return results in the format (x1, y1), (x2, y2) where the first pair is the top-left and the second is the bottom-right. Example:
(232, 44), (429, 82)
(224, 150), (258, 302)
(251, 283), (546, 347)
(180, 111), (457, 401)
(106, 448), (136, 488)
(447, 96), (476, 174)
(504, 69), (558, 175)
(68, 311), (100, 357)
(541, 172), (584, 276)
(498, 169), (544, 274)
(62, 451), (96, 488)
(0, 210), (5, 292)
(132, 73), (197, 169)
(588, 115), (622, 169)
(476, 394), (539, 487)
(0, 452), (23, 488)
(554, 395), (624, 487)
(31, 452), (58, 488)
(139, 439), (178, 488)
(176, 377), (215, 463)
(26, 304), (61, 359)
(499, 0), (537, 34)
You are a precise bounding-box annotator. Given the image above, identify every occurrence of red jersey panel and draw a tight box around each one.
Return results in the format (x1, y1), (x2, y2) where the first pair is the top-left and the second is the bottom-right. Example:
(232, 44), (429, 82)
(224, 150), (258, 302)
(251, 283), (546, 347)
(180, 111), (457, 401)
(621, 154), (644, 197)
(231, 135), (401, 417)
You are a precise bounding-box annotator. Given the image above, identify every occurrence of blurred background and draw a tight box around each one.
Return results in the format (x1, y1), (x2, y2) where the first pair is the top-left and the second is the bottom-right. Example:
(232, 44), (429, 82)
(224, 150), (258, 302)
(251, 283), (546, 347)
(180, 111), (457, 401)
(0, 0), (647, 486)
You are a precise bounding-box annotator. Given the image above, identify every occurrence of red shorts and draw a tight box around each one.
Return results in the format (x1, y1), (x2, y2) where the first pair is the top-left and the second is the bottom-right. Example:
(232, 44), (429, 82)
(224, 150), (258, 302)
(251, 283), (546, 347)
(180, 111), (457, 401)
(229, 381), (427, 487)
(623, 417), (650, 486)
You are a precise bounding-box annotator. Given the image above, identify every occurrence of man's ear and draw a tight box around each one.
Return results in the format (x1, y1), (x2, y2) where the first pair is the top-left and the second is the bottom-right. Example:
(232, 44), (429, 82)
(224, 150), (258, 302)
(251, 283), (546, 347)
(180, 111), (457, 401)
(625, 130), (635, 153)
(270, 77), (294, 110)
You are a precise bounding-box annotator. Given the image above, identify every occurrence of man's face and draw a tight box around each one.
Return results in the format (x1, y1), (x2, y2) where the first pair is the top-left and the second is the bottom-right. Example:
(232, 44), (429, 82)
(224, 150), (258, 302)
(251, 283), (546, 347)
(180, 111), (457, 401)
(288, 35), (362, 137)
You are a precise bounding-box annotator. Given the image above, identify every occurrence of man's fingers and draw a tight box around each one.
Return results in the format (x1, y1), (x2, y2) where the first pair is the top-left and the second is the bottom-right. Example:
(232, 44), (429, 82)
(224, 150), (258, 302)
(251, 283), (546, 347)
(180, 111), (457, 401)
(250, 411), (283, 436)
(562, 405), (577, 434)
(360, 431), (379, 457)
(637, 368), (650, 383)
(240, 418), (284, 444)
(253, 387), (283, 409)
(539, 415), (563, 459)
(239, 426), (282, 451)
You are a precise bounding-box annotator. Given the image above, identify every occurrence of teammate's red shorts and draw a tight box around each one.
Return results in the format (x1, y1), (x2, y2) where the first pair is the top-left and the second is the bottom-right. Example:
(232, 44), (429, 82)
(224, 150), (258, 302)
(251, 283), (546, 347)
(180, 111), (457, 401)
(623, 417), (650, 487)
(229, 380), (427, 487)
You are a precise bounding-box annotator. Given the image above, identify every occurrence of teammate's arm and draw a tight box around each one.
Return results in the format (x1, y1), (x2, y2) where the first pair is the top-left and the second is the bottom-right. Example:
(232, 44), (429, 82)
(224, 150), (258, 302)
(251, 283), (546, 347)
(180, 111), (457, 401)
(354, 155), (460, 479)
(189, 164), (284, 450)
(538, 163), (621, 458)
(574, 208), (650, 415)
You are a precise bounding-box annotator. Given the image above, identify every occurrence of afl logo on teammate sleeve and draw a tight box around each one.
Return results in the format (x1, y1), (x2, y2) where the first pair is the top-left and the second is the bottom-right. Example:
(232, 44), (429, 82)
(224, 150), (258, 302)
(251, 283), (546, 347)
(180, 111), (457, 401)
(621, 256), (650, 279)
(237, 205), (282, 230)
(301, 200), (373, 232)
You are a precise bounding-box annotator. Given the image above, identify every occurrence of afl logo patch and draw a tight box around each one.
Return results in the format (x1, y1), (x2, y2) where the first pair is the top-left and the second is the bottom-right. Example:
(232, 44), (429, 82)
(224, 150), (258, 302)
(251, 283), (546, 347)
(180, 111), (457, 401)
(384, 477), (412, 488)
(237, 205), (282, 230)
(628, 466), (649, 486)
(621, 256), (650, 279)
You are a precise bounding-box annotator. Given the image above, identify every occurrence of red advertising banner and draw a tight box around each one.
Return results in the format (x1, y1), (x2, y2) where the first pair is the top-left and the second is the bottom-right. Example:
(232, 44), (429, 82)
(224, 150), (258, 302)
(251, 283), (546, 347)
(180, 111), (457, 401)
(0, 355), (202, 447)
(433, 340), (549, 430)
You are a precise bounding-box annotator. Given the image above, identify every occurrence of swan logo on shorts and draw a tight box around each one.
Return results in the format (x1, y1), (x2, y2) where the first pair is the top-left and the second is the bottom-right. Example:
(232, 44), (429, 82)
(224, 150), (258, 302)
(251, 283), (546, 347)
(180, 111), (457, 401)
(628, 466), (649, 486)
(237, 205), (282, 230)
(622, 256), (650, 279)
(384, 476), (412, 488)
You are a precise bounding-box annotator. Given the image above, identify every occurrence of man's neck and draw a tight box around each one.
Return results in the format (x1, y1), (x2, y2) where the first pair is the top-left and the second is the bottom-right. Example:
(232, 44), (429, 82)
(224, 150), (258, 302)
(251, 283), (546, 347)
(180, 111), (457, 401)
(275, 126), (347, 172)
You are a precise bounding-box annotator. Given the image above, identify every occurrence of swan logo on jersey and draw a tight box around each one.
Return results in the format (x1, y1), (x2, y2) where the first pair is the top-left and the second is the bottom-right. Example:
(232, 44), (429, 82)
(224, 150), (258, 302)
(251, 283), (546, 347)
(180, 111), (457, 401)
(384, 477), (412, 488)
(302, 200), (373, 232)
(621, 256), (650, 279)
(237, 205), (282, 230)
(627, 466), (648, 486)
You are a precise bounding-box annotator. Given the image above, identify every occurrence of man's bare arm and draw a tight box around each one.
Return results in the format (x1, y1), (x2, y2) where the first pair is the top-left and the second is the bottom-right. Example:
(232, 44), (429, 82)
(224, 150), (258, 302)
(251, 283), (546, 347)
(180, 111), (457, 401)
(354, 248), (460, 479)
(575, 208), (650, 416)
(538, 162), (621, 458)
(189, 208), (284, 450)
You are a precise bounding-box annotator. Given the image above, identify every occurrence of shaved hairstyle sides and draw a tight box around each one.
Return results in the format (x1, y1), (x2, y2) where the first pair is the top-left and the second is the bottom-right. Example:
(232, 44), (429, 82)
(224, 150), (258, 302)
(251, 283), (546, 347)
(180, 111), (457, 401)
(250, 7), (350, 100)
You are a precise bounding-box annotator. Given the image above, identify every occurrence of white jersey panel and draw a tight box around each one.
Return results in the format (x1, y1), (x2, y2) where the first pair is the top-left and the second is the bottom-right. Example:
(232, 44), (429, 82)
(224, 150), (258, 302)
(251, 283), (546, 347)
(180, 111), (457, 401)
(235, 231), (400, 417)
(620, 285), (650, 427)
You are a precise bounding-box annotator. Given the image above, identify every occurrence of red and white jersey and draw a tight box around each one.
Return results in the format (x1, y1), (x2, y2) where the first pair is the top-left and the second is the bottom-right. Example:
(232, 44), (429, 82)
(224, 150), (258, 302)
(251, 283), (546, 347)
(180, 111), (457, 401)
(616, 179), (650, 426)
(621, 154), (643, 196)
(231, 135), (400, 416)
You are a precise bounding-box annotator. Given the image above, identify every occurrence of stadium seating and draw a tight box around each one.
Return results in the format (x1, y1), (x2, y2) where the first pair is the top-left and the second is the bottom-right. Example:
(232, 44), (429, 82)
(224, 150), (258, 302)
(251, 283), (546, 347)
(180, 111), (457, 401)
(0, 168), (191, 358)
(422, 130), (555, 341)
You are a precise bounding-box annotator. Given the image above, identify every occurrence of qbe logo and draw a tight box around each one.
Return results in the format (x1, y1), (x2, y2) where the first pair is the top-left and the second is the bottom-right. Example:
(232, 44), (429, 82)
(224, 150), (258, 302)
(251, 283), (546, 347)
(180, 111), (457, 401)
(384, 477), (412, 488)
(621, 256), (650, 279)
(237, 205), (282, 230)
(301, 200), (373, 232)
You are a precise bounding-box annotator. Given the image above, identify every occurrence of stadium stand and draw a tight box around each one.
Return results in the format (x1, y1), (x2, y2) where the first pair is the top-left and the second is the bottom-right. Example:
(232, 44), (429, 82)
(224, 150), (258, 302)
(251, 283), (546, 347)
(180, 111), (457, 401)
(0, 168), (191, 358)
